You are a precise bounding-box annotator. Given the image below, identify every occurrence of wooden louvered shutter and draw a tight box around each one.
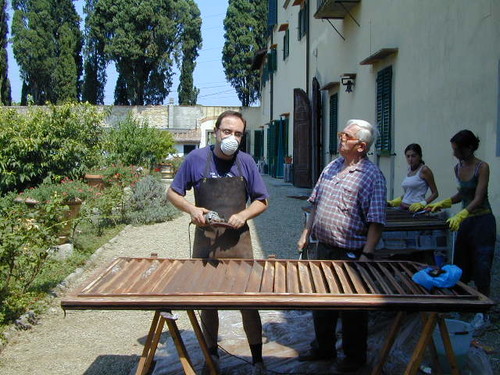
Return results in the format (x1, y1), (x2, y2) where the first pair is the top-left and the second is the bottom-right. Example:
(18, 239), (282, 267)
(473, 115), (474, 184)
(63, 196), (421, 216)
(376, 66), (392, 155)
(329, 93), (338, 155)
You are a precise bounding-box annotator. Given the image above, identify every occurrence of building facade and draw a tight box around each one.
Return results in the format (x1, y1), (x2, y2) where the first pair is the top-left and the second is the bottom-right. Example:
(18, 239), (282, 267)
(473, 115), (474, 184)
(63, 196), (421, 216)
(254, 0), (500, 231)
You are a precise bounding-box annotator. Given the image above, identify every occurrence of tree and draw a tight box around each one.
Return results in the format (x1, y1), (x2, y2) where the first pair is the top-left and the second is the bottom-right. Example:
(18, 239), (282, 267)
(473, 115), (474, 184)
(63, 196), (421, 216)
(88, 0), (202, 106)
(176, 0), (202, 105)
(222, 0), (268, 106)
(0, 0), (11, 105)
(82, 0), (107, 104)
(11, 0), (83, 105)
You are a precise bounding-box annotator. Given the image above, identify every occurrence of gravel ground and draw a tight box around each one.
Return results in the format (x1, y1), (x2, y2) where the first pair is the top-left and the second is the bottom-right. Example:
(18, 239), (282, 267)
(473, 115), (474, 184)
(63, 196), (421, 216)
(0, 174), (498, 375)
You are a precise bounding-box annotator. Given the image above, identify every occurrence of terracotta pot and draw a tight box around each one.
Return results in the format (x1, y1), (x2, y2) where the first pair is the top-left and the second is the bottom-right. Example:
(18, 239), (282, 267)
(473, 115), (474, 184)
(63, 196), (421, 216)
(84, 174), (107, 190)
(159, 164), (174, 179)
(58, 200), (82, 243)
(16, 197), (83, 244)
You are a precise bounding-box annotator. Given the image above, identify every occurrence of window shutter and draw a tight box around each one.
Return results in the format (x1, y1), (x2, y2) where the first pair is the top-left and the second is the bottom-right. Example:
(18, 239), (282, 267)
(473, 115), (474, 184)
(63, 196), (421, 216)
(329, 93), (338, 154)
(268, 0), (277, 26)
(283, 29), (289, 60)
(254, 130), (263, 159)
(376, 66), (393, 155)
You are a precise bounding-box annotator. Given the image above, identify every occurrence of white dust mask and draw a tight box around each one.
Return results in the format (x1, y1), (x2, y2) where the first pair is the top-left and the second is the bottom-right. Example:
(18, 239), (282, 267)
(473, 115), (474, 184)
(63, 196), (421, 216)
(220, 135), (239, 156)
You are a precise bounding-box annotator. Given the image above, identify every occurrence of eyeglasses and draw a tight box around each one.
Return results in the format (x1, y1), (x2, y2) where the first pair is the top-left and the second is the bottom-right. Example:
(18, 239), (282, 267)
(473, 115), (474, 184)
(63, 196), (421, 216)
(337, 132), (359, 142)
(219, 128), (243, 138)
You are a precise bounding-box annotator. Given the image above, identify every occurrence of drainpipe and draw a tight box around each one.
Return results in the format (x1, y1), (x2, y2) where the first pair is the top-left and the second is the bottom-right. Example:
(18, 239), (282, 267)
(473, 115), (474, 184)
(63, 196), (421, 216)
(270, 33), (274, 124)
(305, 4), (310, 97)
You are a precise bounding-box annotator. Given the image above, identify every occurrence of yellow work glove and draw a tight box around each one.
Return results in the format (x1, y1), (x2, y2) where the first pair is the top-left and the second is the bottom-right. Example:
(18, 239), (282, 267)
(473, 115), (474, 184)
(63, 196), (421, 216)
(447, 209), (470, 231)
(425, 198), (452, 212)
(387, 196), (403, 207)
(409, 200), (427, 212)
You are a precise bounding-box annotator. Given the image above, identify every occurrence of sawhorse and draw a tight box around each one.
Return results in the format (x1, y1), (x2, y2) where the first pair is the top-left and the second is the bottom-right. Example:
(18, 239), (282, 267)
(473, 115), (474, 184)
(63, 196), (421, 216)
(135, 310), (218, 375)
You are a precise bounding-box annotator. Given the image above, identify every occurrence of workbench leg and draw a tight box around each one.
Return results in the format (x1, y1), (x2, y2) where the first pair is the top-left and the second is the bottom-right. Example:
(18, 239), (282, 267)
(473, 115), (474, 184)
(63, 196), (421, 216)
(437, 315), (460, 375)
(187, 310), (218, 375)
(405, 312), (438, 374)
(371, 312), (405, 375)
(421, 313), (442, 374)
(162, 311), (197, 375)
(136, 311), (164, 375)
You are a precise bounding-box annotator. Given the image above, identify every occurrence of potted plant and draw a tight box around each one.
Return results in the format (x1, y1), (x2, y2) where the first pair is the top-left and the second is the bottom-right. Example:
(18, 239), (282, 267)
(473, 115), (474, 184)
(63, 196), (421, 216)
(19, 177), (93, 204)
(85, 164), (143, 189)
(17, 178), (94, 243)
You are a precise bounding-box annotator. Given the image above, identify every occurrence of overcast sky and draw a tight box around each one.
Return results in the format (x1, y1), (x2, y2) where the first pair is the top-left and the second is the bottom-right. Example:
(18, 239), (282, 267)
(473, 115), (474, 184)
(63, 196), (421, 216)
(6, 0), (241, 106)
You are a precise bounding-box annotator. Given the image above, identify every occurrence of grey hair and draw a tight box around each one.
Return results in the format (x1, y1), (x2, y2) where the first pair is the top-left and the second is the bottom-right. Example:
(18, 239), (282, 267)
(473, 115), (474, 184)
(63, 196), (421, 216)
(345, 119), (378, 150)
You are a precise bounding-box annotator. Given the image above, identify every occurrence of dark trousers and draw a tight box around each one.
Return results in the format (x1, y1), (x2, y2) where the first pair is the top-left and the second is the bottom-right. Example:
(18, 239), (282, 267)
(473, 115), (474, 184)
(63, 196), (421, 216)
(311, 242), (367, 361)
(313, 310), (368, 361)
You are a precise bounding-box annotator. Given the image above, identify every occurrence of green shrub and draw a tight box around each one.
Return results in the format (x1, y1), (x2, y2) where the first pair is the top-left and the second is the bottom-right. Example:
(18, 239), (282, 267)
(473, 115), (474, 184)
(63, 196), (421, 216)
(124, 175), (180, 225)
(0, 193), (66, 299)
(18, 177), (94, 203)
(0, 103), (107, 194)
(103, 113), (176, 169)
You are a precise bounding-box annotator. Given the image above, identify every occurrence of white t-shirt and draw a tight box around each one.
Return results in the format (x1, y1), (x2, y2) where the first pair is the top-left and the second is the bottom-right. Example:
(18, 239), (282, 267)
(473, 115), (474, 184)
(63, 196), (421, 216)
(401, 165), (428, 204)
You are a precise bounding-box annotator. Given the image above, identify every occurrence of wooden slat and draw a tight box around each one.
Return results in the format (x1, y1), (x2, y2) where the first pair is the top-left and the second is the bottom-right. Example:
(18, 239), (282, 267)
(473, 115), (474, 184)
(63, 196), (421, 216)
(121, 259), (160, 293)
(286, 262), (300, 294)
(353, 263), (381, 294)
(297, 262), (313, 293)
(231, 260), (253, 293)
(332, 262), (353, 294)
(344, 262), (368, 294)
(82, 257), (137, 295)
(149, 260), (184, 294)
(320, 262), (341, 294)
(260, 261), (275, 292)
(309, 262), (327, 294)
(377, 262), (407, 295)
(136, 259), (176, 294)
(363, 263), (393, 294)
(205, 260), (230, 293)
(246, 261), (264, 292)
(80, 257), (125, 294)
(162, 260), (198, 293)
(386, 262), (422, 295)
(273, 261), (287, 293)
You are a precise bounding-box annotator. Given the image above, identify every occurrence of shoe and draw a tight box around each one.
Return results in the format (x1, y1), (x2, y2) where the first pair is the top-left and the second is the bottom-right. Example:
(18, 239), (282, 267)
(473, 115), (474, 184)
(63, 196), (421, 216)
(252, 361), (267, 375)
(331, 357), (366, 374)
(201, 354), (220, 375)
(297, 348), (336, 362)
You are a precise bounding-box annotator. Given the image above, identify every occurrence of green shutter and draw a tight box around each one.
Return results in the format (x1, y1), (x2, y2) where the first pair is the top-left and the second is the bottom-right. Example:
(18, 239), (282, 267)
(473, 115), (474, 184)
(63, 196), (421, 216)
(271, 48), (277, 72)
(329, 93), (339, 154)
(267, 121), (278, 177)
(376, 66), (392, 155)
(254, 130), (263, 160)
(283, 29), (289, 60)
(268, 0), (277, 26)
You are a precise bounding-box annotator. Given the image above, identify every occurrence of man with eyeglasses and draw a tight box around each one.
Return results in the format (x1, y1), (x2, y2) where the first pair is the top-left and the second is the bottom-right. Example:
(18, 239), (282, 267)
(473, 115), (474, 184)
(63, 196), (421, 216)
(297, 119), (386, 374)
(167, 110), (269, 374)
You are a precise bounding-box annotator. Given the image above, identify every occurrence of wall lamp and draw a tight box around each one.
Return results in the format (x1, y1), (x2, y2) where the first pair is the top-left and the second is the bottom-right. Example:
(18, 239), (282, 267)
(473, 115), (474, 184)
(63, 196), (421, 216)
(341, 73), (356, 93)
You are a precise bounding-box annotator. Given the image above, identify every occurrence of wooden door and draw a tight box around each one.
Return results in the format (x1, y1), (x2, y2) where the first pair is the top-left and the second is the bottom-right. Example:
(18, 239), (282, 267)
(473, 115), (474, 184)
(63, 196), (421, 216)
(293, 88), (311, 187)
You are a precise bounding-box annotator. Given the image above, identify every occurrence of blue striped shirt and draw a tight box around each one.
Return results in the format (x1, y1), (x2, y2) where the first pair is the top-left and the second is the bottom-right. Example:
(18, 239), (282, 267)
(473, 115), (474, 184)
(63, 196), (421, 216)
(309, 157), (386, 250)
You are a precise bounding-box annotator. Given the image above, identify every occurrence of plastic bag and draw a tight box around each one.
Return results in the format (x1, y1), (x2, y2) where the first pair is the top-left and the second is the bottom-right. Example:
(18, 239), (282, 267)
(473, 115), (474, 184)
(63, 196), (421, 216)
(412, 265), (463, 290)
